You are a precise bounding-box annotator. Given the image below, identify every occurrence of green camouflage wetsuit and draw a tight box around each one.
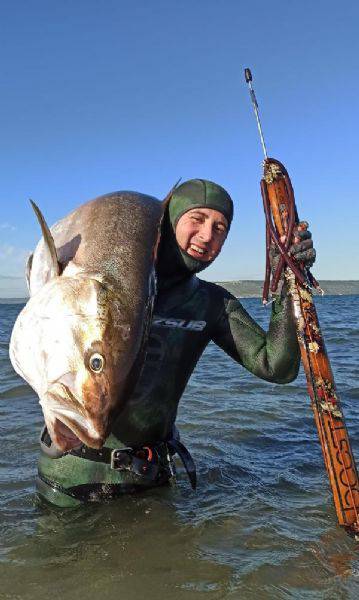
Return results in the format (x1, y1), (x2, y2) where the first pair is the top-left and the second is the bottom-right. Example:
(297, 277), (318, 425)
(37, 180), (300, 507)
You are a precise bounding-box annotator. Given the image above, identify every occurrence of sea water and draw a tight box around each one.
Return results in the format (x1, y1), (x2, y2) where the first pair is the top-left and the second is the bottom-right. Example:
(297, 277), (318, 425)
(0, 296), (358, 599)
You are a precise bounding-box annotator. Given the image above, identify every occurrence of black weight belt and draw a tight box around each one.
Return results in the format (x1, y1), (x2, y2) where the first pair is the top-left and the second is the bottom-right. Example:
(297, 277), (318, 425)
(39, 427), (197, 492)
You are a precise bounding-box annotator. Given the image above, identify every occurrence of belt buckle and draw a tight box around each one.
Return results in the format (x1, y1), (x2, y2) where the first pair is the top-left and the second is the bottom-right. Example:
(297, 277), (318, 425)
(110, 447), (133, 470)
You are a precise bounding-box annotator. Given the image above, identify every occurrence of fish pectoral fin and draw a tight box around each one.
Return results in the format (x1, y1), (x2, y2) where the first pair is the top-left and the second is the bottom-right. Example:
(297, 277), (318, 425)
(25, 252), (33, 293)
(30, 199), (61, 280)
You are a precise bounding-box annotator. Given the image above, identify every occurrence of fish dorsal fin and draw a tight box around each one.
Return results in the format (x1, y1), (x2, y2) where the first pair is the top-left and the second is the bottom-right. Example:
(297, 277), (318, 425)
(30, 200), (61, 279)
(162, 177), (182, 211)
(152, 177), (182, 263)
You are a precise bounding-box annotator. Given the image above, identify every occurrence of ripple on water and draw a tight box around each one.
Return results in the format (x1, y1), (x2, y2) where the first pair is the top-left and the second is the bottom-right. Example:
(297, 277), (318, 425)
(0, 297), (358, 598)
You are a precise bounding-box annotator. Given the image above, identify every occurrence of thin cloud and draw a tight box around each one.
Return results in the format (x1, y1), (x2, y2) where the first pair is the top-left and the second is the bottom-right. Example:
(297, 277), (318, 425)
(0, 244), (31, 277)
(0, 222), (17, 232)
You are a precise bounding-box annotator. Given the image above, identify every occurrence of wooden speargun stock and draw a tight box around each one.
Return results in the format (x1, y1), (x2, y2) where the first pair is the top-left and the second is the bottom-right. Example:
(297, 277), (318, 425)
(244, 68), (359, 537)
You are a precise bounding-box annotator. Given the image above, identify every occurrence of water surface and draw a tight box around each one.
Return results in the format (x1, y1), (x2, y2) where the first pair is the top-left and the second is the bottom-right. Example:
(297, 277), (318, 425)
(1, 296), (359, 599)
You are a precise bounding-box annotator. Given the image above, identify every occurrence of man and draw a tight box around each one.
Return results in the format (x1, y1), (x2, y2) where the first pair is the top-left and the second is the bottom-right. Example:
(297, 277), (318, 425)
(37, 179), (315, 507)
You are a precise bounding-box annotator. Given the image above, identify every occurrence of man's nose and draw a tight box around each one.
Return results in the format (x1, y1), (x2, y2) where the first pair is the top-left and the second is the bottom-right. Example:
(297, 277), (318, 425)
(198, 222), (213, 242)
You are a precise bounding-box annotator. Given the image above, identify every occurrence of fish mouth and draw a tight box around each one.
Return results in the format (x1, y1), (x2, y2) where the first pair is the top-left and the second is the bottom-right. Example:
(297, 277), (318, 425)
(53, 418), (83, 450)
(42, 383), (108, 452)
(47, 413), (106, 452)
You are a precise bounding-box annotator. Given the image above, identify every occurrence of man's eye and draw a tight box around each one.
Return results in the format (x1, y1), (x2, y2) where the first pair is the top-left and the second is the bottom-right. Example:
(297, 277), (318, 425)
(191, 216), (202, 222)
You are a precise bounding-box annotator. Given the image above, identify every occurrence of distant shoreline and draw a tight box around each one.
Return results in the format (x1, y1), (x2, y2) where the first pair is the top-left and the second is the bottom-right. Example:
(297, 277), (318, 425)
(217, 280), (359, 298)
(1, 280), (359, 303)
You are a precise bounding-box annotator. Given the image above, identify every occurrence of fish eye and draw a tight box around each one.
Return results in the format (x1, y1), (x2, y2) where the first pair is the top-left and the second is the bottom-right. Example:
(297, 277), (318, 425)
(89, 353), (105, 373)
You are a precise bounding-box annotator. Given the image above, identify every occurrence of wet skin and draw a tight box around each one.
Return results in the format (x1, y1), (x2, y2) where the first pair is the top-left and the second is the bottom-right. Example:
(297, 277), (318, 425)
(175, 208), (229, 262)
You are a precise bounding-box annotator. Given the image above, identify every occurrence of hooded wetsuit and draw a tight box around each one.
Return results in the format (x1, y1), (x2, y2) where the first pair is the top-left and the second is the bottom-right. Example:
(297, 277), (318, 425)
(37, 180), (300, 507)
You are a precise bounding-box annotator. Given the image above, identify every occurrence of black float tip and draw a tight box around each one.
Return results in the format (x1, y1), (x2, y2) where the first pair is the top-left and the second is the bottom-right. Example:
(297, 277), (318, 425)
(244, 68), (252, 83)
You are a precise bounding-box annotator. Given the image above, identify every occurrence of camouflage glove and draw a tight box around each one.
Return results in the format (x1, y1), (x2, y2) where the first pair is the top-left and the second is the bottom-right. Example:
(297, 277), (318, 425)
(289, 221), (316, 267)
(269, 221), (316, 297)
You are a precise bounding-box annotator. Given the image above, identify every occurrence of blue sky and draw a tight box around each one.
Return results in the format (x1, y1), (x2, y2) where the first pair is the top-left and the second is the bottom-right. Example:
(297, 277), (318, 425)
(1, 0), (358, 296)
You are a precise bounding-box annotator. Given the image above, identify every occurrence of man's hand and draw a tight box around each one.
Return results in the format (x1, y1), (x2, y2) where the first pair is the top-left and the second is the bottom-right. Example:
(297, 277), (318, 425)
(269, 221), (316, 296)
(289, 221), (316, 267)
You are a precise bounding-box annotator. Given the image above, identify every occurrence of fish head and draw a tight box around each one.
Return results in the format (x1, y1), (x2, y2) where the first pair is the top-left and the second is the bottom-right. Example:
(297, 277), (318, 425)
(10, 274), (143, 452)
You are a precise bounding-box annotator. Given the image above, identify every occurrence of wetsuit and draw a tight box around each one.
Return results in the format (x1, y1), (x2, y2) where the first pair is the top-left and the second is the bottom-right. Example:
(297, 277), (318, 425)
(37, 179), (300, 507)
(37, 275), (299, 506)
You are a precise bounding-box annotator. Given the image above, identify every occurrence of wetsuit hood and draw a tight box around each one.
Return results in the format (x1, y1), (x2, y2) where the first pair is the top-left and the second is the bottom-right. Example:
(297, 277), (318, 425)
(169, 179), (233, 230)
(157, 179), (233, 289)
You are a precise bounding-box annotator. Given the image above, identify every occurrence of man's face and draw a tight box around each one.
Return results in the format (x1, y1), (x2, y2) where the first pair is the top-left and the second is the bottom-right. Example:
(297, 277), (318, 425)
(175, 208), (228, 263)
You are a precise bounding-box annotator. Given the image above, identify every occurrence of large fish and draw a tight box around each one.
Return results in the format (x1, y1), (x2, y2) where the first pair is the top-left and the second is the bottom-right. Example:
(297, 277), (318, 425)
(9, 191), (165, 453)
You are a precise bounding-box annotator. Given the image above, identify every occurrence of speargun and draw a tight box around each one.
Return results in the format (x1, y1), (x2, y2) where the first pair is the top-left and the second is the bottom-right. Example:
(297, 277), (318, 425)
(244, 67), (359, 538)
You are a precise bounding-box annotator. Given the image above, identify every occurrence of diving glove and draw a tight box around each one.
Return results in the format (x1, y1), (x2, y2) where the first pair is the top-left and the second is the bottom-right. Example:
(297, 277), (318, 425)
(269, 221), (316, 296)
(289, 221), (316, 267)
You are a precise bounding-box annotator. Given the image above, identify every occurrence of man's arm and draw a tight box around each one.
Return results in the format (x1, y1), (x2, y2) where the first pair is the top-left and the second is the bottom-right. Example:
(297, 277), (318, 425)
(211, 287), (300, 384)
